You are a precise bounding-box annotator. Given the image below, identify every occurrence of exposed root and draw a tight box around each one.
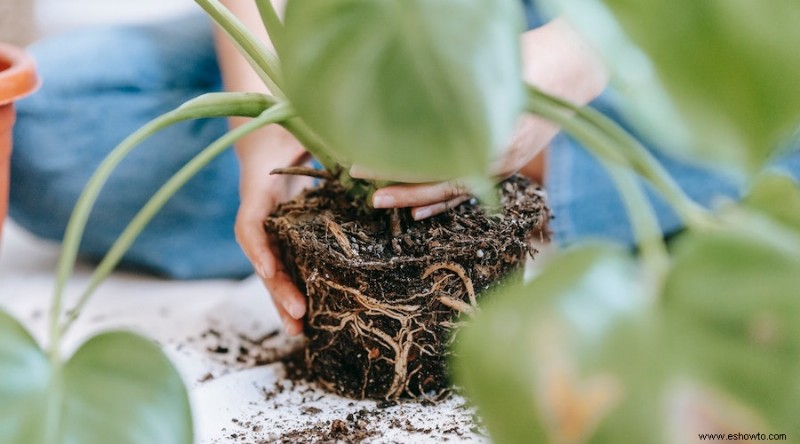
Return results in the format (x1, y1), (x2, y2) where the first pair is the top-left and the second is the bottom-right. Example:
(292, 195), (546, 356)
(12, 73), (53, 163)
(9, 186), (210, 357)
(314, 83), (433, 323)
(266, 175), (548, 399)
(437, 296), (476, 315)
(390, 208), (402, 238)
(305, 274), (430, 399)
(324, 217), (355, 258)
(271, 166), (334, 180)
(423, 262), (477, 308)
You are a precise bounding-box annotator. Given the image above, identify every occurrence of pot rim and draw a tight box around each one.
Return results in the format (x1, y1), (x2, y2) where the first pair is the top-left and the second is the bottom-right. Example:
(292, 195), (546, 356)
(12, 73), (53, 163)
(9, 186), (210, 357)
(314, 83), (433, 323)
(0, 42), (40, 106)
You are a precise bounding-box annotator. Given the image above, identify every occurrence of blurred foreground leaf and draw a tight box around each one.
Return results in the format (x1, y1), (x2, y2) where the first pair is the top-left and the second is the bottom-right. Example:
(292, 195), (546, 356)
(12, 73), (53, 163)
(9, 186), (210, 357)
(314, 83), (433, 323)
(455, 245), (665, 443)
(664, 212), (800, 437)
(553, 0), (800, 175)
(282, 0), (525, 181)
(744, 174), (800, 232)
(0, 310), (192, 444)
(458, 227), (800, 442)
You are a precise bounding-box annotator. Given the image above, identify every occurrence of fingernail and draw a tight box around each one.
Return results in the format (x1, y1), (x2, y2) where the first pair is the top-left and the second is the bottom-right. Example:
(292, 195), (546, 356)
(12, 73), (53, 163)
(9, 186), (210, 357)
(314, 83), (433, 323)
(255, 262), (266, 278)
(288, 303), (304, 319)
(414, 208), (432, 220)
(372, 193), (395, 208)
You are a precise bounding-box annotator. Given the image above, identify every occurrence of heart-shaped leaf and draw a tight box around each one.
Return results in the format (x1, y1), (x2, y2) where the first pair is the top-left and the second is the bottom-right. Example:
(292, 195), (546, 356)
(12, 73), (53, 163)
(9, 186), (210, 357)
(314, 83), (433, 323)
(664, 218), (800, 436)
(457, 231), (800, 442)
(281, 0), (525, 182)
(455, 245), (662, 443)
(0, 310), (192, 444)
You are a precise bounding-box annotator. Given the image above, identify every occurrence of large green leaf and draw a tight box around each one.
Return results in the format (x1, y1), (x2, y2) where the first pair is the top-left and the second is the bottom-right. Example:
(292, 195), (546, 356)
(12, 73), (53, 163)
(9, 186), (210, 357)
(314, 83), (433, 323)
(457, 230), (800, 442)
(549, 0), (800, 175)
(608, 0), (800, 173)
(281, 0), (525, 181)
(455, 245), (664, 443)
(663, 213), (800, 436)
(0, 311), (192, 444)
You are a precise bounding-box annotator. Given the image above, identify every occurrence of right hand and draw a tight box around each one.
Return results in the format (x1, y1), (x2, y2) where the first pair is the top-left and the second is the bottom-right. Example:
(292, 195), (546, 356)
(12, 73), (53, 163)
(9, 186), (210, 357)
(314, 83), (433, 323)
(216, 0), (309, 335)
(234, 123), (311, 336)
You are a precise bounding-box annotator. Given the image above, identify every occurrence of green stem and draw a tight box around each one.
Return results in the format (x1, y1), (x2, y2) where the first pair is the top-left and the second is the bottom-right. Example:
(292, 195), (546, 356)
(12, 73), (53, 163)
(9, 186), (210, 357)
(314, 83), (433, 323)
(601, 160), (670, 288)
(281, 118), (341, 172)
(256, 0), (284, 54)
(527, 85), (711, 230)
(57, 103), (295, 339)
(195, 0), (285, 98)
(47, 92), (278, 356)
(527, 94), (669, 288)
(194, 0), (344, 172)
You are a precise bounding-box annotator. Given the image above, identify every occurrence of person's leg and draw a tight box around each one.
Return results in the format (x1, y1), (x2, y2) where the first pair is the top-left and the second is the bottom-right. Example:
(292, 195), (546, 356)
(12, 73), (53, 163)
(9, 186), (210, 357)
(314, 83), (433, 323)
(544, 92), (747, 247)
(10, 14), (253, 279)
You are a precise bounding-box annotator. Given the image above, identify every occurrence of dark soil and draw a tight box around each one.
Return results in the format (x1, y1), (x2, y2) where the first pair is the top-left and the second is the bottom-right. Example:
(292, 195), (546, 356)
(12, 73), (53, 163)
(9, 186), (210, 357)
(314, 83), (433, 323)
(266, 175), (548, 400)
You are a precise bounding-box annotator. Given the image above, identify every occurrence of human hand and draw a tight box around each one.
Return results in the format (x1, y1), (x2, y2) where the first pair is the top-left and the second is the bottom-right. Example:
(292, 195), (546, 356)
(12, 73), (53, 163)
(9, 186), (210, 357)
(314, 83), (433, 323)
(350, 114), (550, 220)
(234, 124), (311, 336)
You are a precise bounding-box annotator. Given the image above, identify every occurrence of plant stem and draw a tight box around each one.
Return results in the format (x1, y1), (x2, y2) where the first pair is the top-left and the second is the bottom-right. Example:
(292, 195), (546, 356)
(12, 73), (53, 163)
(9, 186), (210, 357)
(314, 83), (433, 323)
(47, 92), (279, 356)
(527, 93), (669, 288)
(57, 103), (295, 339)
(195, 0), (285, 98)
(527, 85), (712, 230)
(281, 118), (342, 172)
(256, 0), (284, 53)
(601, 159), (670, 289)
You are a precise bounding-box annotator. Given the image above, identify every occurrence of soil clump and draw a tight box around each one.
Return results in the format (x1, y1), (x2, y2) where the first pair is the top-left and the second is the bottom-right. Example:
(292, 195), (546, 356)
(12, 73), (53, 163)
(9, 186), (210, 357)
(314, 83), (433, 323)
(267, 175), (548, 399)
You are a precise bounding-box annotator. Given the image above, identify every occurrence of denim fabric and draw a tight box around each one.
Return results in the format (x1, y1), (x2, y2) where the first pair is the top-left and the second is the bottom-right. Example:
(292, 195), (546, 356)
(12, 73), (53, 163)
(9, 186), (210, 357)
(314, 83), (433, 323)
(10, 15), (252, 279)
(545, 93), (740, 246)
(545, 93), (800, 247)
(521, 0), (548, 29)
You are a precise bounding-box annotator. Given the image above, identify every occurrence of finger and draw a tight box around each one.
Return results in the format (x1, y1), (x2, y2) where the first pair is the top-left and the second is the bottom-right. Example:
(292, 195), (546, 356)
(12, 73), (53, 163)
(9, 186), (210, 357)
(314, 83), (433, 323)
(264, 246), (307, 320)
(372, 181), (469, 209)
(411, 195), (472, 221)
(235, 202), (277, 278)
(263, 271), (306, 335)
(268, 289), (303, 336)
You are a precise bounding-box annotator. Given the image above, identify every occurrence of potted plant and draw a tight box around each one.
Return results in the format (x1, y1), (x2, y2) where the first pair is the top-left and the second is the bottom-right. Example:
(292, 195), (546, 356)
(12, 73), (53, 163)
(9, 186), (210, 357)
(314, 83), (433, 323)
(0, 42), (38, 241)
(1, 0), (547, 440)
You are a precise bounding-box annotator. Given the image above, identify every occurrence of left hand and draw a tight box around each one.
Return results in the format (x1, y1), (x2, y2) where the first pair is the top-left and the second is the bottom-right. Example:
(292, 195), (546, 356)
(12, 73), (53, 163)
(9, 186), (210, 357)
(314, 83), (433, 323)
(351, 113), (551, 220)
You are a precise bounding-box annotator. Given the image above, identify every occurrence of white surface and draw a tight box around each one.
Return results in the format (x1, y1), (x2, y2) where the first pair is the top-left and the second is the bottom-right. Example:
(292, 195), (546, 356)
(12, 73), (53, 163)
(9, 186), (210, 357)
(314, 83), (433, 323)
(0, 220), (486, 443)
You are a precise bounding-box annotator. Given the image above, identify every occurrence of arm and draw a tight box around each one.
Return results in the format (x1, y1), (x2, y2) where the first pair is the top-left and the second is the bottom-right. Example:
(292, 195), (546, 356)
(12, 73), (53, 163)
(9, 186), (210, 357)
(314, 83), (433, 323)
(217, 0), (308, 335)
(361, 18), (610, 219)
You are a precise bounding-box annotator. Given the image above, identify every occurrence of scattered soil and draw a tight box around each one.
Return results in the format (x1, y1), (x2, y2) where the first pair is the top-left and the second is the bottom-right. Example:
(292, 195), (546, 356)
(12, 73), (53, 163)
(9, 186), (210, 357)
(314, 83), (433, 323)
(193, 322), (488, 443)
(266, 175), (549, 400)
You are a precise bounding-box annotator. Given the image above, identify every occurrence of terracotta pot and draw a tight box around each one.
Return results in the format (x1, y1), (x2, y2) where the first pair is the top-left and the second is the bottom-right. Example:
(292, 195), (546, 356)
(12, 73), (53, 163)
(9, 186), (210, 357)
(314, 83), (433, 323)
(0, 42), (39, 241)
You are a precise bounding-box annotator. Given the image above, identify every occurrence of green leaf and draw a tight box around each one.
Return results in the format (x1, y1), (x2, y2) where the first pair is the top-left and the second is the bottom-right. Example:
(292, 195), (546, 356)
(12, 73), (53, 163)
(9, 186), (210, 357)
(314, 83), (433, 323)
(281, 0), (525, 181)
(0, 311), (192, 444)
(601, 0), (800, 174)
(458, 205), (800, 441)
(455, 245), (662, 444)
(664, 223), (800, 435)
(744, 173), (800, 233)
(0, 311), (50, 440)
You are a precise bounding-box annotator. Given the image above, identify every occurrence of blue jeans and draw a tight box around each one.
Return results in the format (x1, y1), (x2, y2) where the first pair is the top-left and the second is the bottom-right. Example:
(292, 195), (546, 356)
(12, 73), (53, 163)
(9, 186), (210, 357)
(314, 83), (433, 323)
(11, 15), (249, 279)
(10, 14), (798, 279)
